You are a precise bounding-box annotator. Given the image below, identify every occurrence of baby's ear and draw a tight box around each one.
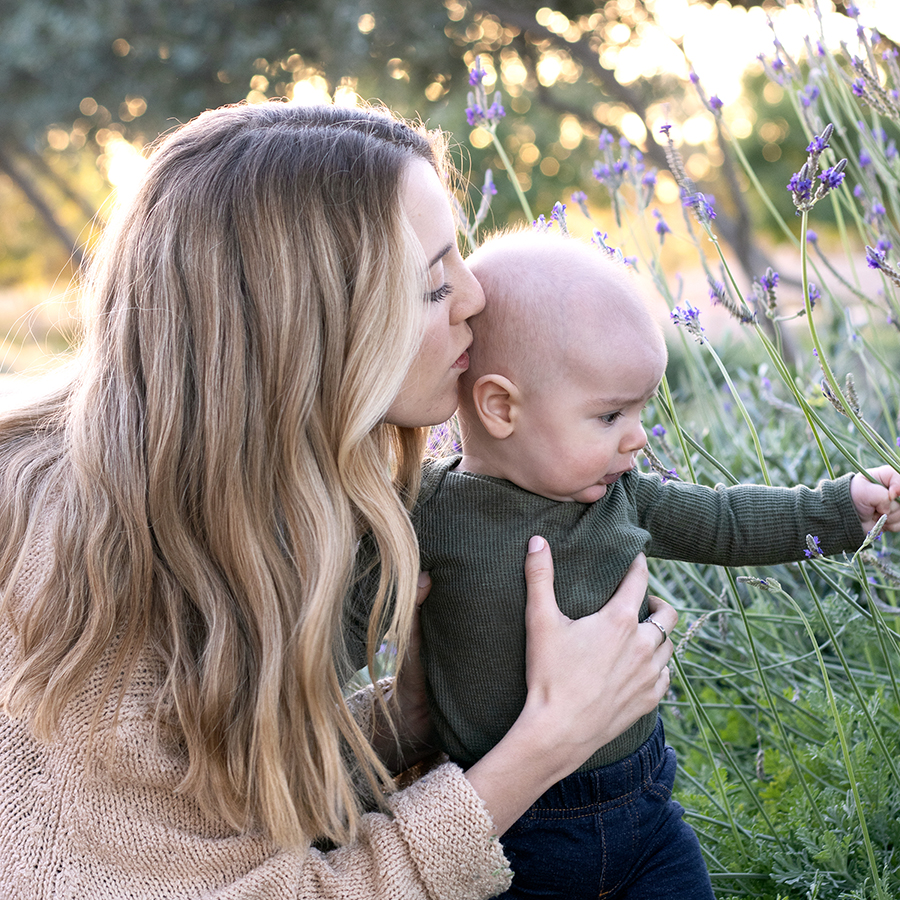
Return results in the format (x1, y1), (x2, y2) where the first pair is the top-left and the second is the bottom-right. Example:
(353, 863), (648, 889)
(471, 374), (520, 439)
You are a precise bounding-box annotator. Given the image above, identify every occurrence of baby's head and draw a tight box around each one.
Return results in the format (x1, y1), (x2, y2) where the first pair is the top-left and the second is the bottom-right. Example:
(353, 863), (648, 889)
(459, 229), (667, 503)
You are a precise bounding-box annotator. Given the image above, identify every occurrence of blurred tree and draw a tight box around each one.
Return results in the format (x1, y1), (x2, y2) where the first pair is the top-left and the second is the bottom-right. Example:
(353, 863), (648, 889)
(0, 0), (879, 287)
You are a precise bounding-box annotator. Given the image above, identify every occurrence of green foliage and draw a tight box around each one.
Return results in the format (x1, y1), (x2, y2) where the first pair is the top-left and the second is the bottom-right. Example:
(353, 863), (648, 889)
(455, 2), (900, 896)
(2, 0), (819, 291)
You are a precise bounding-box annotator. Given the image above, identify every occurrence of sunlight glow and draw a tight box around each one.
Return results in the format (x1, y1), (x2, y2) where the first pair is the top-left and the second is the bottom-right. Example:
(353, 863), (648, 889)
(289, 75), (331, 105)
(647, 0), (890, 106)
(102, 138), (148, 202)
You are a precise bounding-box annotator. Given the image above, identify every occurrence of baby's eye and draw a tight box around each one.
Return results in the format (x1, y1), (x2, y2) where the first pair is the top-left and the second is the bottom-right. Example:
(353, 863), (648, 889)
(427, 282), (453, 303)
(599, 411), (623, 425)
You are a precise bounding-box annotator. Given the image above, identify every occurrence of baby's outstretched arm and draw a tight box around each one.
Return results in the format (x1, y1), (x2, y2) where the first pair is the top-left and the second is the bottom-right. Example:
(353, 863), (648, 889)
(850, 466), (900, 533)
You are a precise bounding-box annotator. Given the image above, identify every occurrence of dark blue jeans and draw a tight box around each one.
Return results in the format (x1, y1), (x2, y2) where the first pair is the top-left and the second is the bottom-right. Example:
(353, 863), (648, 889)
(494, 717), (715, 899)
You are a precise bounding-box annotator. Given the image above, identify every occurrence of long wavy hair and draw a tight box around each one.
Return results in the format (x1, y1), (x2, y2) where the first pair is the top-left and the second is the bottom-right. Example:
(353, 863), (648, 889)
(0, 101), (442, 847)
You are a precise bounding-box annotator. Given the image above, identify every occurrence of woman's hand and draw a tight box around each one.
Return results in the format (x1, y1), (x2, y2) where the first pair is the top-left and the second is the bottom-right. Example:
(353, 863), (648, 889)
(465, 538), (675, 836)
(371, 572), (438, 775)
(521, 539), (673, 767)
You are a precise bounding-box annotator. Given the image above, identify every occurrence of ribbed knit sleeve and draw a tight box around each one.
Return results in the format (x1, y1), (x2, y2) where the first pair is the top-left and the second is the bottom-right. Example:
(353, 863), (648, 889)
(633, 471), (863, 565)
(0, 526), (512, 900)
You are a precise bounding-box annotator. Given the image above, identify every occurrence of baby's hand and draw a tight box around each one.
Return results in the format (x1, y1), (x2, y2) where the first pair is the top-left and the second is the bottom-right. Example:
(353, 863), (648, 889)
(850, 466), (900, 534)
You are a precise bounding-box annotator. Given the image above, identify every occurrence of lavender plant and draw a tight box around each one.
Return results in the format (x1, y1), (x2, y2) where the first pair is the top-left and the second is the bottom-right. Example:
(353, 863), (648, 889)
(458, 4), (900, 897)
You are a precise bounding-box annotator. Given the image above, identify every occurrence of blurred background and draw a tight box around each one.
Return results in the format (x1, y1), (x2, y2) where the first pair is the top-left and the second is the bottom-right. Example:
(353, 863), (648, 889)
(0, 0), (893, 376)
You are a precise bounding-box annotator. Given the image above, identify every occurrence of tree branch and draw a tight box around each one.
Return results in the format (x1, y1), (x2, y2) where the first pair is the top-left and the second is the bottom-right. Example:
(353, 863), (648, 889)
(0, 144), (85, 270)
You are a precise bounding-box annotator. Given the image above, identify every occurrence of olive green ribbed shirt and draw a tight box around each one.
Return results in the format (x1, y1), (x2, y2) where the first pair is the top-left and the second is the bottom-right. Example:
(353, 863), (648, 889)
(347, 457), (862, 772)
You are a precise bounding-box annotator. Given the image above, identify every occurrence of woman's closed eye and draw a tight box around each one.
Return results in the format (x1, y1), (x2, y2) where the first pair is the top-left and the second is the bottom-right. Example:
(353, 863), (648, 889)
(427, 282), (453, 303)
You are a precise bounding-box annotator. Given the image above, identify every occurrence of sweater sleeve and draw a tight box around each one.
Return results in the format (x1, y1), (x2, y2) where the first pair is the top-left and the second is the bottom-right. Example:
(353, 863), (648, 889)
(0, 507), (512, 900)
(633, 471), (865, 566)
(0, 628), (511, 900)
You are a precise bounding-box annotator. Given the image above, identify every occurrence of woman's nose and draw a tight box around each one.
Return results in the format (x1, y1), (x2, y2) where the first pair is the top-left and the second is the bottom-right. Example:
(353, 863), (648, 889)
(451, 265), (486, 324)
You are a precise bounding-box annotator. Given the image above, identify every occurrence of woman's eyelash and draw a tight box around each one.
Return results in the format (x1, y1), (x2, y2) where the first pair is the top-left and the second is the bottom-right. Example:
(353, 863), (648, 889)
(427, 282), (452, 303)
(599, 411), (623, 424)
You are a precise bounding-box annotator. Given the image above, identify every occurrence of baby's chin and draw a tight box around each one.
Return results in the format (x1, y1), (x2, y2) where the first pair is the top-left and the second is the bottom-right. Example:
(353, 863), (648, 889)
(570, 483), (608, 504)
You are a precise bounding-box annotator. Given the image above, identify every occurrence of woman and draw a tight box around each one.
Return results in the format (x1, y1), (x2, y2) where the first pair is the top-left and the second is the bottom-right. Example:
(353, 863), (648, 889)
(0, 101), (676, 898)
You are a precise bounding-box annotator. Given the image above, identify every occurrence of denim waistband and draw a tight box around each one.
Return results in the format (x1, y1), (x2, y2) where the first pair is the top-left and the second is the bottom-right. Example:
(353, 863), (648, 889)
(529, 715), (666, 809)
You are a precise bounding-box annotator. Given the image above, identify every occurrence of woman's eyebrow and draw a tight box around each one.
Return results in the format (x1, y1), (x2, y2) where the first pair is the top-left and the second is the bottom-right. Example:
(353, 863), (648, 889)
(429, 243), (453, 268)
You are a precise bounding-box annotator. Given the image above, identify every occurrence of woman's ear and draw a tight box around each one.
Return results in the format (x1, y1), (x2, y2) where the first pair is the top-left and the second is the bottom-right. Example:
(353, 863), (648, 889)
(471, 374), (520, 439)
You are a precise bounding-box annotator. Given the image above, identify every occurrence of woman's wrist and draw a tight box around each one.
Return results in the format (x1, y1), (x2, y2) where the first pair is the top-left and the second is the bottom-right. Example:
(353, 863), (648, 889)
(463, 703), (574, 837)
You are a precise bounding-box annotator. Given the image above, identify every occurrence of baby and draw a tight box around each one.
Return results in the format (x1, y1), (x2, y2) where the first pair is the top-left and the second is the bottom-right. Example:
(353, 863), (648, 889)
(408, 228), (900, 897)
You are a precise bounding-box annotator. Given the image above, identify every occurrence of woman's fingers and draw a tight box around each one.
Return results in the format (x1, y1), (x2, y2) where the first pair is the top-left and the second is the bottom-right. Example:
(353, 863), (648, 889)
(522, 544), (676, 759)
(522, 535), (556, 638)
(646, 593), (678, 648)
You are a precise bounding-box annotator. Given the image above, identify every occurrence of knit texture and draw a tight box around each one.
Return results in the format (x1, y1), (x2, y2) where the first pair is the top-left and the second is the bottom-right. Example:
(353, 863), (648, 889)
(0, 510), (512, 900)
(348, 458), (862, 772)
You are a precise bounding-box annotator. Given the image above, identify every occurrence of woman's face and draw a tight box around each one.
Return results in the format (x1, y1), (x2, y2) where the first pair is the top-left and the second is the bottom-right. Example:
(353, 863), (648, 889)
(385, 159), (485, 428)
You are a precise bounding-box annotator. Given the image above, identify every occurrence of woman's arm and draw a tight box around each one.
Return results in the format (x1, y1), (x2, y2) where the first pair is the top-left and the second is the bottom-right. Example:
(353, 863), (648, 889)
(369, 572), (439, 775)
(466, 541), (675, 836)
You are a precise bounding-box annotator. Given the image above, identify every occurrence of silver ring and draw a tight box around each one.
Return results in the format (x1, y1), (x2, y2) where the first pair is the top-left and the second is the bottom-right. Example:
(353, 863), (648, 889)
(646, 616), (667, 644)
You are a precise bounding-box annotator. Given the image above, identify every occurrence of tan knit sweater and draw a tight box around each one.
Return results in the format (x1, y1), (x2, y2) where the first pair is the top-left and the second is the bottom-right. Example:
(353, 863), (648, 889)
(0, 516), (512, 900)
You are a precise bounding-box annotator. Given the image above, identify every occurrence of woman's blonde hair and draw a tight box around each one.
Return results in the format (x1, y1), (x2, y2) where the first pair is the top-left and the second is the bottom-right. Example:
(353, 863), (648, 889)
(0, 101), (444, 847)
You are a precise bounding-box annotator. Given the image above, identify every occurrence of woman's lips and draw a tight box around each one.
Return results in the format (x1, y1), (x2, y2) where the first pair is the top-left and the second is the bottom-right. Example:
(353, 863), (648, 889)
(452, 350), (470, 369)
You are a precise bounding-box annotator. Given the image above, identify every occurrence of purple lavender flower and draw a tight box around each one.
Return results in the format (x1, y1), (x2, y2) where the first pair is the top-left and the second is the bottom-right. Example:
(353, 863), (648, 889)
(859, 149), (872, 167)
(804, 534), (823, 558)
(788, 169), (813, 206)
(550, 202), (568, 234)
(671, 302), (706, 343)
(867, 245), (887, 270)
(465, 57), (505, 128)
(789, 129), (846, 212)
(710, 95), (724, 111)
(807, 282), (820, 304)
(754, 267), (780, 315)
(652, 425), (666, 438)
(877, 237), (893, 253)
(469, 57), (487, 87)
(659, 123), (673, 136)
(806, 132), (830, 154)
(487, 100), (505, 121)
(592, 162), (611, 183)
(642, 171), (657, 189)
(708, 279), (726, 303)
(818, 164), (846, 191)
(800, 84), (820, 108)
(653, 209), (671, 244)
(852, 79), (865, 97)
(806, 230), (818, 243)
(683, 191), (716, 225)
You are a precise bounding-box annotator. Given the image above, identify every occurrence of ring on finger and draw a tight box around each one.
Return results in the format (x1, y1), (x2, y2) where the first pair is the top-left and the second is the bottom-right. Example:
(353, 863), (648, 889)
(646, 616), (667, 645)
